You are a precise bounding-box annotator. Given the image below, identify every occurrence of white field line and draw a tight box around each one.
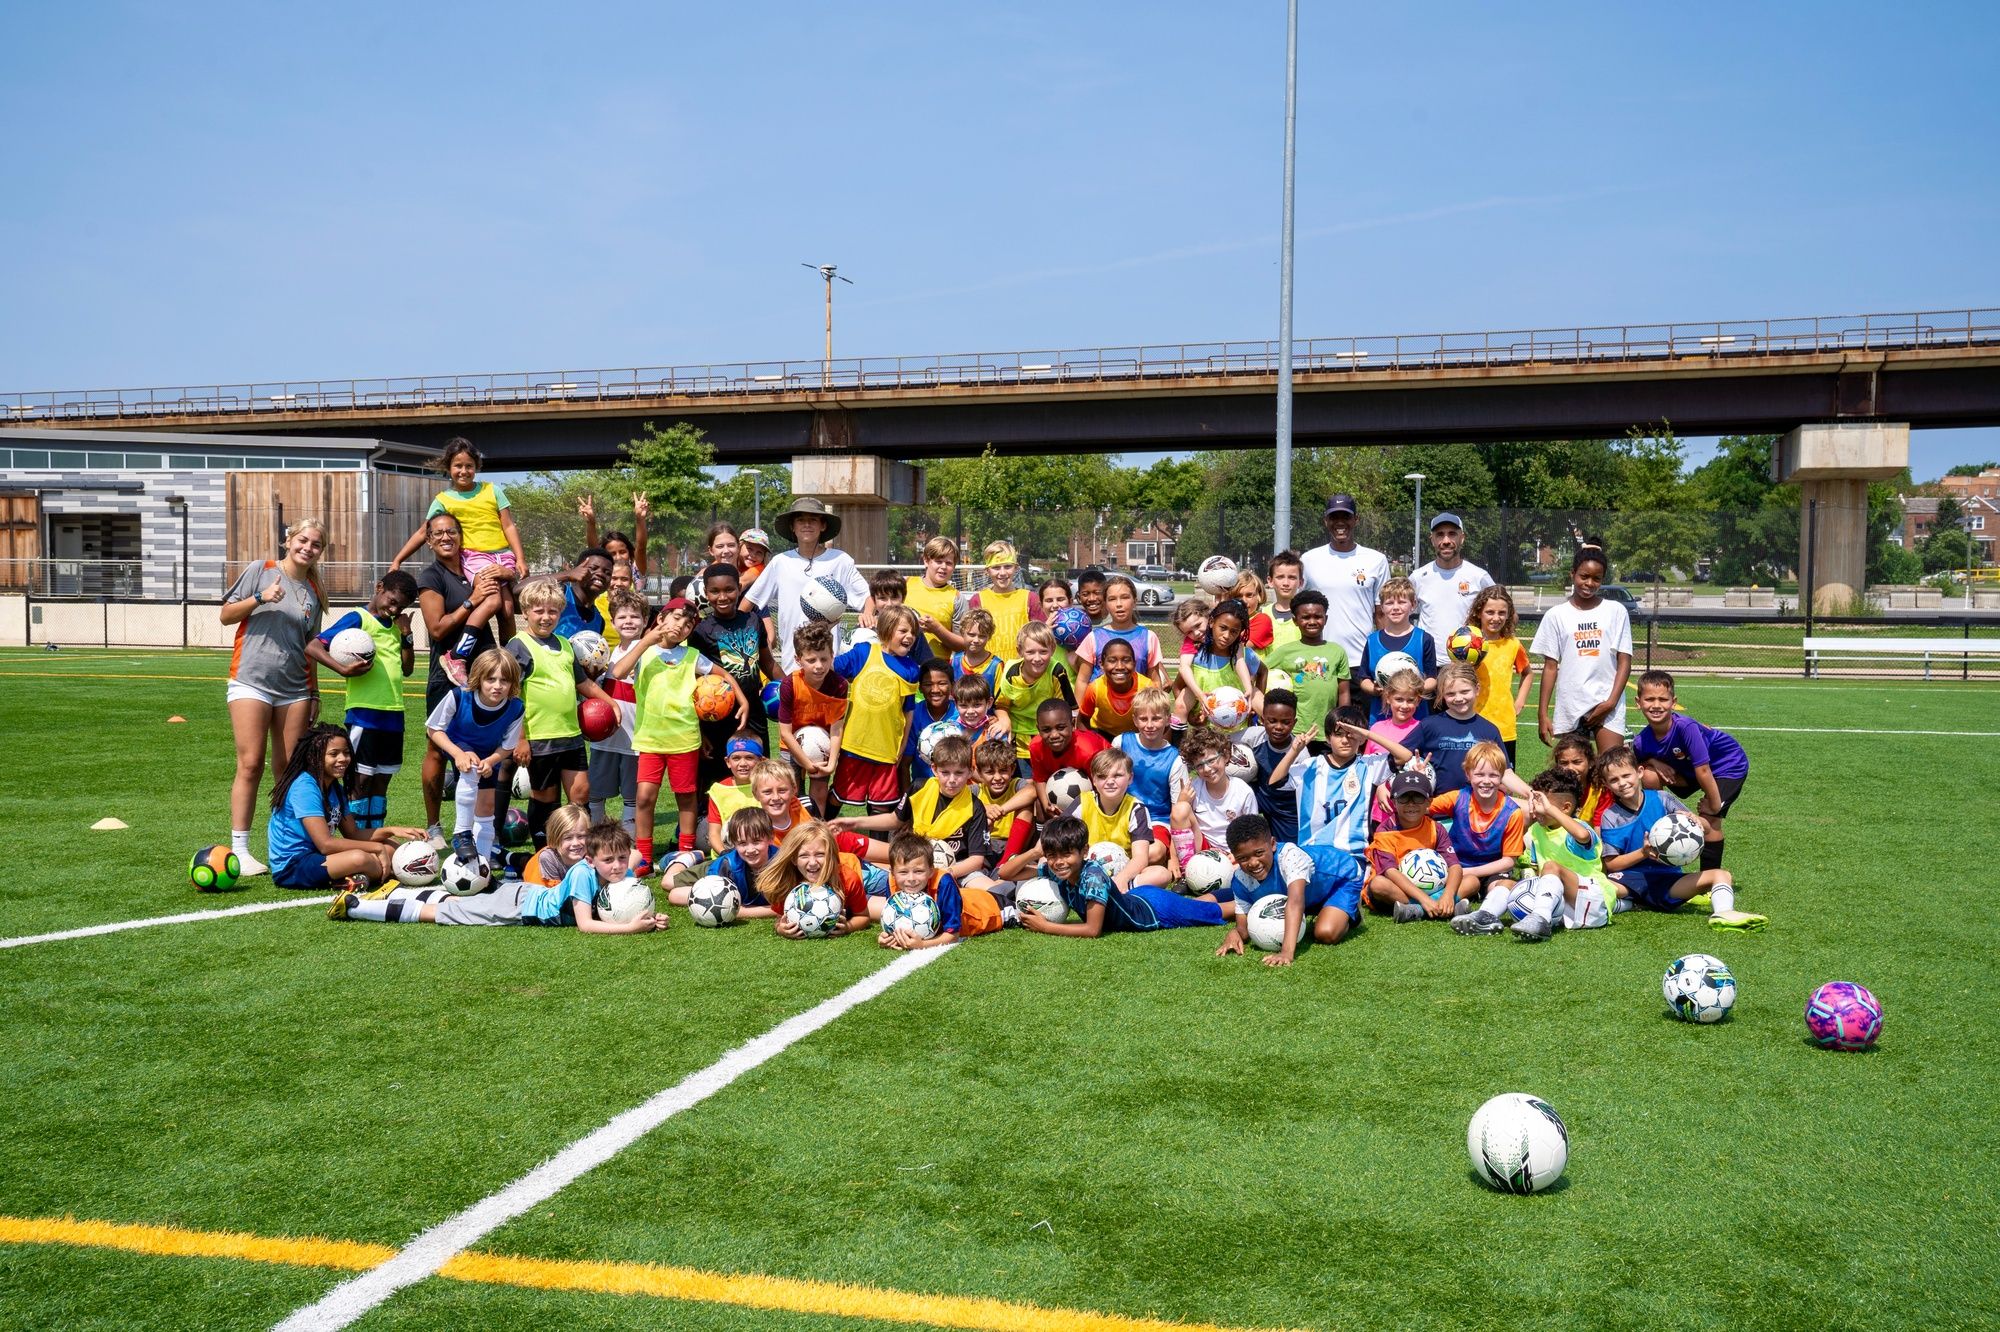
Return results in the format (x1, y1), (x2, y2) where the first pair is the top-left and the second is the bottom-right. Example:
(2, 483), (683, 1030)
(0, 896), (331, 950)
(1716, 725), (2000, 737)
(272, 943), (956, 1332)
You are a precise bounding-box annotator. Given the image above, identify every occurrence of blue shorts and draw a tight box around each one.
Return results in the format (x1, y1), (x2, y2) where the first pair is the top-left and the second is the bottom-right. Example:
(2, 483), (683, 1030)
(1309, 878), (1364, 923)
(273, 852), (331, 891)
(1615, 867), (1688, 912)
(1113, 884), (1225, 931)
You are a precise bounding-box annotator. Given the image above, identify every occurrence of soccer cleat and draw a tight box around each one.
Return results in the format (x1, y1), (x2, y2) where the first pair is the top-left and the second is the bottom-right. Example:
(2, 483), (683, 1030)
(332, 875), (371, 897)
(1685, 892), (1713, 913)
(1392, 901), (1427, 924)
(1709, 909), (1767, 932)
(451, 831), (477, 862)
(1453, 909), (1504, 936)
(1511, 912), (1552, 942)
(441, 651), (470, 688)
(1454, 898), (1474, 916)
(630, 857), (654, 880)
(327, 892), (357, 920)
(234, 851), (268, 877)
(362, 881), (399, 900)
(999, 904), (1021, 927)
(426, 823), (446, 846)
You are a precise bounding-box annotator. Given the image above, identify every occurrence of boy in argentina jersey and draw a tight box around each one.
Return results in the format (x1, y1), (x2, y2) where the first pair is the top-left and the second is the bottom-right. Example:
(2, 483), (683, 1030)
(1215, 814), (1366, 965)
(1274, 706), (1386, 871)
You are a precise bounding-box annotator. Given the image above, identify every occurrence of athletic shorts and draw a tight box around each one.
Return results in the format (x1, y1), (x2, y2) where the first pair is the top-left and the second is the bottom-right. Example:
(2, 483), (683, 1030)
(1306, 878), (1364, 922)
(460, 548), (519, 581)
(637, 749), (699, 795)
(1614, 867), (1690, 912)
(834, 754), (900, 808)
(272, 853), (331, 891)
(425, 674), (454, 721)
(527, 745), (588, 791)
(346, 722), (405, 776)
(434, 882), (528, 926)
(226, 679), (314, 708)
(1667, 772), (1745, 818)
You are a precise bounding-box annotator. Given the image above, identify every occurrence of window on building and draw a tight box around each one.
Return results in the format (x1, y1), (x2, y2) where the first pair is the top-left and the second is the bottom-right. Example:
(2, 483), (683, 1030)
(1972, 516), (1986, 531)
(49, 451), (84, 468)
(1126, 541), (1156, 565)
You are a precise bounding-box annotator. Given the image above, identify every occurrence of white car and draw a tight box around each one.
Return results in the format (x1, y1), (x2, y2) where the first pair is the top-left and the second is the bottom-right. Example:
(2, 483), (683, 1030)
(1125, 574), (1176, 607)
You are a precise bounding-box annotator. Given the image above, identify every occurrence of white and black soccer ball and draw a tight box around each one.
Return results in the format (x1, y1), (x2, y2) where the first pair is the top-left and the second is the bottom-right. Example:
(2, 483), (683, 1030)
(390, 840), (441, 887)
(1196, 555), (1241, 597)
(1182, 848), (1233, 896)
(793, 725), (833, 766)
(881, 890), (943, 940)
(1015, 879), (1069, 926)
(918, 720), (966, 764)
(1373, 650), (1420, 686)
(1399, 847), (1449, 893)
(1468, 1092), (1569, 1194)
(687, 875), (741, 927)
(511, 766), (532, 802)
(930, 839), (955, 870)
(1245, 892), (1290, 952)
(1663, 952), (1736, 1023)
(568, 629), (612, 677)
(1045, 767), (1088, 815)
(593, 876), (655, 924)
(798, 574), (851, 625)
(1647, 809), (1706, 869)
(1087, 841), (1130, 879)
(1224, 742), (1257, 781)
(439, 852), (491, 897)
(783, 882), (846, 938)
(327, 626), (377, 668)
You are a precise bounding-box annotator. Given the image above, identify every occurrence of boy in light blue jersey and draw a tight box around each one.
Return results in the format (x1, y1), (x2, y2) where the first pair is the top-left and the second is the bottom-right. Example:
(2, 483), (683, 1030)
(1269, 705), (1385, 873)
(1014, 816), (1224, 936)
(665, 805), (781, 919)
(1115, 685), (1191, 865)
(330, 821), (669, 931)
(1215, 814), (1365, 966)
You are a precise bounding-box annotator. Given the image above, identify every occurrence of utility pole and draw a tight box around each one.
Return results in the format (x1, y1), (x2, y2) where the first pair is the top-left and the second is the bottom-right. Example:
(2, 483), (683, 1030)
(803, 263), (853, 388)
(1404, 472), (1427, 570)
(1272, 0), (1298, 555)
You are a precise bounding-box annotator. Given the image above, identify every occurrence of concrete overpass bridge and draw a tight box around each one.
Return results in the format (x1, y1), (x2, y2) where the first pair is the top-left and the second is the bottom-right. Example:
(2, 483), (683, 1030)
(10, 307), (1997, 607)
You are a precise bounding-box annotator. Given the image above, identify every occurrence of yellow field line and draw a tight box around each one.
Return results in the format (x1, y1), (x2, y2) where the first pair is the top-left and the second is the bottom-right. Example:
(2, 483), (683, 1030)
(0, 1214), (1295, 1332)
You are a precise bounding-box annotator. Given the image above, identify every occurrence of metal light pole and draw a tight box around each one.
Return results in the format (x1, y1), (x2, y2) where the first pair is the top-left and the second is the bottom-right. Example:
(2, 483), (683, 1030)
(741, 468), (762, 531)
(802, 263), (853, 388)
(1272, 0), (1298, 555)
(1404, 472), (1426, 570)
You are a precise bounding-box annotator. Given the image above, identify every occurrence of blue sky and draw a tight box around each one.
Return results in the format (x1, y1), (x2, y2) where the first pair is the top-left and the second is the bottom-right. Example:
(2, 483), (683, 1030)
(4, 2), (1997, 478)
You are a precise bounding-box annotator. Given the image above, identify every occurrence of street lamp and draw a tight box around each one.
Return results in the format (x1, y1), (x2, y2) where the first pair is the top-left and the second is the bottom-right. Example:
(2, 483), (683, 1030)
(1403, 473), (1426, 570)
(802, 263), (854, 388)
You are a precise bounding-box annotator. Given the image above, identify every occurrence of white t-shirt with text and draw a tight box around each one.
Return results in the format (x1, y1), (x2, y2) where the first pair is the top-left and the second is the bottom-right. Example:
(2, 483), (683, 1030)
(1411, 558), (1494, 646)
(1299, 542), (1390, 666)
(1530, 598), (1633, 734)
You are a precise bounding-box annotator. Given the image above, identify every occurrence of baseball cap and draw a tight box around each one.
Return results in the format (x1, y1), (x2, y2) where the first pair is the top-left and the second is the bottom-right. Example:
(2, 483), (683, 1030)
(739, 527), (770, 549)
(1324, 493), (1358, 517)
(660, 596), (692, 615)
(1429, 511), (1465, 531)
(1388, 768), (1434, 799)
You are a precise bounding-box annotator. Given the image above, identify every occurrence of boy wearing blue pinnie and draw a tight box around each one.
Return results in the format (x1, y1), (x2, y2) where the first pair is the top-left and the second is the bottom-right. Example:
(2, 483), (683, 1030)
(1215, 814), (1366, 966)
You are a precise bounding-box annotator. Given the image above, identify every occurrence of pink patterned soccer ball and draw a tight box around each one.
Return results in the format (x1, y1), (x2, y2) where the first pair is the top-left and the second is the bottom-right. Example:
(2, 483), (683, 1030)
(1805, 981), (1882, 1051)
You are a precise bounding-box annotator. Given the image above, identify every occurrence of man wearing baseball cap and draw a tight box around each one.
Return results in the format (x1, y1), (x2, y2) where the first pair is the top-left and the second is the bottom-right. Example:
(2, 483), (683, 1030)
(1411, 512), (1494, 647)
(1300, 493), (1389, 666)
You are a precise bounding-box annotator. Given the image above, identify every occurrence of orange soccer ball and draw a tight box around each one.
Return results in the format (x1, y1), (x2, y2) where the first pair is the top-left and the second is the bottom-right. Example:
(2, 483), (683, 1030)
(693, 673), (736, 722)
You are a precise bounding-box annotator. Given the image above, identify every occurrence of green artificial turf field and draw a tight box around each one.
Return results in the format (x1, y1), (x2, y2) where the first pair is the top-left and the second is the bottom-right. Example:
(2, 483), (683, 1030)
(2, 647), (1998, 1331)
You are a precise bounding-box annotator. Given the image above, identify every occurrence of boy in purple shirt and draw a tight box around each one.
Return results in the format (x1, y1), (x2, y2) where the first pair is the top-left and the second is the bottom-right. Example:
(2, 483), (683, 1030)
(1630, 671), (1749, 872)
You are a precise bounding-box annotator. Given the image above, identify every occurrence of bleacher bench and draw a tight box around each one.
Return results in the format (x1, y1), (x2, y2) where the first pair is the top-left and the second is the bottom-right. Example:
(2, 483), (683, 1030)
(1802, 635), (2000, 679)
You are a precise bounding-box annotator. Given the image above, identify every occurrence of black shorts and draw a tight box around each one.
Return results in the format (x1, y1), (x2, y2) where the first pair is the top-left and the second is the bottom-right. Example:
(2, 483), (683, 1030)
(527, 745), (588, 792)
(1667, 771), (1746, 818)
(425, 673), (454, 720)
(346, 723), (406, 776)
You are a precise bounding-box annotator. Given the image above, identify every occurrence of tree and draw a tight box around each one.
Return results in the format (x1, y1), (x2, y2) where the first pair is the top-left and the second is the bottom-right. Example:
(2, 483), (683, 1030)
(622, 422), (715, 520)
(917, 448), (1129, 568)
(1119, 458), (1208, 518)
(1875, 541), (1923, 584)
(1921, 524), (1976, 573)
(1689, 435), (1795, 585)
(1605, 428), (1711, 580)
(1946, 462), (1999, 477)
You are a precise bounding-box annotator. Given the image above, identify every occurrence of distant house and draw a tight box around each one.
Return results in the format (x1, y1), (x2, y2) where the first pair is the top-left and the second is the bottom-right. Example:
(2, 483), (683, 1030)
(1900, 496), (1942, 551)
(1069, 518), (1181, 573)
(1940, 468), (2000, 504)
(1901, 491), (1998, 562)
(1967, 495), (1998, 563)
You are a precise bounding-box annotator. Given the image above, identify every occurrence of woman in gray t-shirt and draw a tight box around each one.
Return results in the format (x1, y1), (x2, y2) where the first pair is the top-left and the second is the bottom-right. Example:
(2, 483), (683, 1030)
(219, 517), (330, 875)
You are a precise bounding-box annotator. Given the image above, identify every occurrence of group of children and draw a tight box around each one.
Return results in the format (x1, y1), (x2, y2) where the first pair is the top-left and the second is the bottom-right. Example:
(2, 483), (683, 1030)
(287, 501), (1762, 953)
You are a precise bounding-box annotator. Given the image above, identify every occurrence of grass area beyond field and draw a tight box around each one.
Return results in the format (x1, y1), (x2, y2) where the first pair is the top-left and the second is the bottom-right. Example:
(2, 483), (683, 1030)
(2, 648), (1999, 1331)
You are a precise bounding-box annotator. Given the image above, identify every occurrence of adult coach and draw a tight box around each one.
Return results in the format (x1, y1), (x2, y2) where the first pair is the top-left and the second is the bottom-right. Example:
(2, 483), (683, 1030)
(1411, 512), (1493, 646)
(219, 516), (330, 876)
(744, 496), (874, 674)
(1299, 493), (1389, 667)
(415, 512), (505, 841)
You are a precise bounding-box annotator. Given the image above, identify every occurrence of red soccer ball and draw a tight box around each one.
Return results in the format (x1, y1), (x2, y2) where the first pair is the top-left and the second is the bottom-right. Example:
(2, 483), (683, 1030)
(578, 697), (618, 742)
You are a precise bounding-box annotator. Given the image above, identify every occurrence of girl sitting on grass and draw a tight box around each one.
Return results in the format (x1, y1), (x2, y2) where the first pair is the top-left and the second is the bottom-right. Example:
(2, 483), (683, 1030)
(757, 821), (877, 939)
(268, 724), (424, 892)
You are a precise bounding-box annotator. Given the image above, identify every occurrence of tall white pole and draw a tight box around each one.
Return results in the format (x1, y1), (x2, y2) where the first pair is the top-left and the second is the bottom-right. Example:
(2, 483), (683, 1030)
(1272, 0), (1298, 555)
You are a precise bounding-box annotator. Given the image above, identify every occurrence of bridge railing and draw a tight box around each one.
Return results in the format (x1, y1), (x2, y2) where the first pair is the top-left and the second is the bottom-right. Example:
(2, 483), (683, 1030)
(5, 307), (1998, 423)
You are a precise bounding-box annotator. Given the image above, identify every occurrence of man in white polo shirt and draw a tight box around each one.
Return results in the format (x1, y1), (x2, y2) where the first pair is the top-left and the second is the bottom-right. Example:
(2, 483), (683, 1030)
(1299, 493), (1389, 667)
(1411, 511), (1493, 646)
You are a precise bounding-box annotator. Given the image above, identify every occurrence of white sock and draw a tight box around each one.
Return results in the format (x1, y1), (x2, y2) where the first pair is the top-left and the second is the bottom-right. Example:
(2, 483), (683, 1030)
(1709, 882), (1735, 915)
(454, 778), (480, 835)
(1523, 875), (1563, 922)
(474, 816), (497, 859)
(231, 829), (251, 854)
(349, 887), (438, 923)
(1481, 884), (1512, 917)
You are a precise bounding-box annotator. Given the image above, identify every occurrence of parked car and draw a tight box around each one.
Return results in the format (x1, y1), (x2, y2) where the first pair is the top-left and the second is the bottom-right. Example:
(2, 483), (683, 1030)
(1135, 564), (1175, 581)
(1127, 575), (1177, 607)
(1599, 584), (1642, 611)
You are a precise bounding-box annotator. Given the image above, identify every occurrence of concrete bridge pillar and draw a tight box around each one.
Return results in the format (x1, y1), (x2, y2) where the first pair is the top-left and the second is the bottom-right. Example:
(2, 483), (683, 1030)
(790, 455), (925, 568)
(1772, 423), (1909, 613)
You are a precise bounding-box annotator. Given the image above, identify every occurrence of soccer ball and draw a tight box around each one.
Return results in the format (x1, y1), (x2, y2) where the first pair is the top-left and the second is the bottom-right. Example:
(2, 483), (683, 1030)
(1373, 650), (1420, 686)
(1446, 626), (1486, 665)
(501, 808), (532, 849)
(918, 719), (967, 764)
(439, 852), (491, 897)
(1399, 847), (1450, 894)
(1203, 686), (1250, 730)
(1087, 841), (1130, 879)
(783, 883), (846, 938)
(1049, 605), (1092, 649)
(1016, 879), (1069, 926)
(1467, 1092), (1570, 1194)
(1045, 767), (1088, 815)
(1196, 555), (1241, 597)
(578, 697), (618, 742)
(327, 626), (376, 668)
(1806, 981), (1882, 1051)
(511, 766), (532, 801)
(1245, 893), (1290, 952)
(593, 876), (655, 924)
(687, 875), (741, 927)
(390, 840), (441, 886)
(799, 574), (850, 624)
(693, 674), (736, 722)
(569, 629), (611, 676)
(882, 890), (943, 940)
(930, 839), (955, 869)
(793, 725), (833, 766)
(1647, 810), (1705, 869)
(760, 679), (782, 715)
(1663, 953), (1737, 1023)
(187, 845), (240, 892)
(1183, 848), (1233, 895)
(1224, 742), (1257, 781)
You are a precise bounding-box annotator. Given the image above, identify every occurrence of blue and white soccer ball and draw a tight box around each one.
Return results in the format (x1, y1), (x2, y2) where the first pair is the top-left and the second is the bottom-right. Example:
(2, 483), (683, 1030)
(918, 719), (967, 764)
(798, 574), (851, 625)
(1663, 952), (1736, 1024)
(1647, 810), (1706, 869)
(568, 629), (611, 676)
(1399, 847), (1449, 894)
(881, 890), (943, 941)
(783, 882), (846, 938)
(1467, 1092), (1569, 1194)
(687, 874), (741, 927)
